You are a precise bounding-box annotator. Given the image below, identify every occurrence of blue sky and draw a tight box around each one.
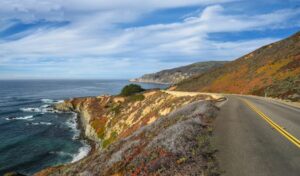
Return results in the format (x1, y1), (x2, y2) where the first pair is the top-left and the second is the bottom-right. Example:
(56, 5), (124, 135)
(0, 0), (299, 79)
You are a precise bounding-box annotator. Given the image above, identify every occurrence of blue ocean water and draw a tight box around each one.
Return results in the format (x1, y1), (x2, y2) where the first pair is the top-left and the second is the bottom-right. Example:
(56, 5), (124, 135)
(0, 80), (167, 175)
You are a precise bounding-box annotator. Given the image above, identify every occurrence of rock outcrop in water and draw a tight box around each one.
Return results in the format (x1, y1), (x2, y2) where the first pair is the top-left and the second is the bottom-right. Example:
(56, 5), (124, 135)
(36, 90), (222, 176)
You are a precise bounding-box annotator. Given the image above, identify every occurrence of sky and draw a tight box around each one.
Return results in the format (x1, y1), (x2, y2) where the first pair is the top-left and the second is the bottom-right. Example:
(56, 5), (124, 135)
(0, 0), (299, 79)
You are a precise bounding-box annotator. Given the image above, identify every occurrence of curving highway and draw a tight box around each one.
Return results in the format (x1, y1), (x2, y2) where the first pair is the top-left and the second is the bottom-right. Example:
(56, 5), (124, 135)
(214, 95), (300, 176)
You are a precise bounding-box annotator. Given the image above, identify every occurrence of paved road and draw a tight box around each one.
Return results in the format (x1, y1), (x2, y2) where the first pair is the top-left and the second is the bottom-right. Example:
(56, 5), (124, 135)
(213, 95), (300, 176)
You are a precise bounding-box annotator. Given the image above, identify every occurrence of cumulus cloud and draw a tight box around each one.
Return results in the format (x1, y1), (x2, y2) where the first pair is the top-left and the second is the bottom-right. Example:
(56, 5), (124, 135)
(0, 0), (299, 79)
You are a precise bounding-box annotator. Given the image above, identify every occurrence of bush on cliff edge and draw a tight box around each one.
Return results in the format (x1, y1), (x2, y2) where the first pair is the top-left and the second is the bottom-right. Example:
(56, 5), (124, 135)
(120, 84), (145, 96)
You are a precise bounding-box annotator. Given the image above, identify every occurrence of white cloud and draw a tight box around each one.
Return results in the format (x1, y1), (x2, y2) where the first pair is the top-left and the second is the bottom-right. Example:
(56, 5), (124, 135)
(0, 1), (299, 79)
(0, 0), (235, 23)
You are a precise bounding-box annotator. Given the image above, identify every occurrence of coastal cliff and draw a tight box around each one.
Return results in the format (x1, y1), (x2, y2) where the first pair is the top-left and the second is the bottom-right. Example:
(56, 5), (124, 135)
(131, 61), (227, 84)
(36, 90), (222, 176)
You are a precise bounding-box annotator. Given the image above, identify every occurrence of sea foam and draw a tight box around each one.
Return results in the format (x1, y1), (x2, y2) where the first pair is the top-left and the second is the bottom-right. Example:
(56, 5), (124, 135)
(66, 113), (80, 140)
(41, 99), (54, 103)
(71, 142), (91, 163)
(6, 115), (34, 121)
(20, 106), (58, 113)
(41, 99), (64, 104)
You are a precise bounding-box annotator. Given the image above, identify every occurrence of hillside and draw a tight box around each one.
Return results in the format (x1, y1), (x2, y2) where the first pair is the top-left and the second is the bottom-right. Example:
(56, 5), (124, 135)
(174, 31), (300, 101)
(35, 90), (222, 176)
(131, 61), (227, 84)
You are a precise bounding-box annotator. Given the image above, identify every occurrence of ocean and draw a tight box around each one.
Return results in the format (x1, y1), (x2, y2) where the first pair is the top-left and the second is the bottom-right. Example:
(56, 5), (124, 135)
(0, 80), (168, 175)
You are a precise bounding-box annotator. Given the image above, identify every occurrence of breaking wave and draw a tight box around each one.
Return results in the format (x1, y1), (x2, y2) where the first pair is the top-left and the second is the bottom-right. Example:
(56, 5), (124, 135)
(41, 99), (64, 104)
(71, 142), (91, 163)
(20, 106), (58, 114)
(6, 115), (34, 121)
(66, 113), (80, 140)
(41, 99), (54, 104)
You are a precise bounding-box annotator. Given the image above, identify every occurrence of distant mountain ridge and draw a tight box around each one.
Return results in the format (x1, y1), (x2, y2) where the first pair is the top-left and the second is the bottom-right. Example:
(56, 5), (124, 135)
(131, 61), (228, 84)
(174, 31), (300, 101)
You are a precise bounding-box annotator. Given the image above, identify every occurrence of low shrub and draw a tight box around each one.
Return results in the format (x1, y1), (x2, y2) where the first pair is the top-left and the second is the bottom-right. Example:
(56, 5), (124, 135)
(120, 84), (145, 96)
(128, 94), (145, 102)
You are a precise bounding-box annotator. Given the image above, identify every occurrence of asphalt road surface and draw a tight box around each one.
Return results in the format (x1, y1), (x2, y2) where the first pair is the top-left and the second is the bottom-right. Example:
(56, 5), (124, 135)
(214, 95), (300, 176)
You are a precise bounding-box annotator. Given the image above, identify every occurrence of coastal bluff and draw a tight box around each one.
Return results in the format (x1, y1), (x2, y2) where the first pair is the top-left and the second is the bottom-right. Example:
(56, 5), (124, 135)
(36, 90), (222, 176)
(131, 61), (227, 84)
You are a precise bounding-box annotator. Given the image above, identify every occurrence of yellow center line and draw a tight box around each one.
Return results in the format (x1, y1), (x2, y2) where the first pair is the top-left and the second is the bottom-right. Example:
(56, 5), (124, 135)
(242, 99), (300, 148)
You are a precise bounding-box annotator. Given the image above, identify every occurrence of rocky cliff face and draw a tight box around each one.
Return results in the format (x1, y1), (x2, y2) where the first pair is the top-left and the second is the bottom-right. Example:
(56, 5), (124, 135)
(36, 90), (221, 176)
(131, 61), (227, 84)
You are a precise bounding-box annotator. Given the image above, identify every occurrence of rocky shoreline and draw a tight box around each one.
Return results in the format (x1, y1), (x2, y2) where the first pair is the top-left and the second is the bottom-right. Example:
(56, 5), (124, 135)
(52, 97), (103, 158)
(73, 111), (97, 162)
